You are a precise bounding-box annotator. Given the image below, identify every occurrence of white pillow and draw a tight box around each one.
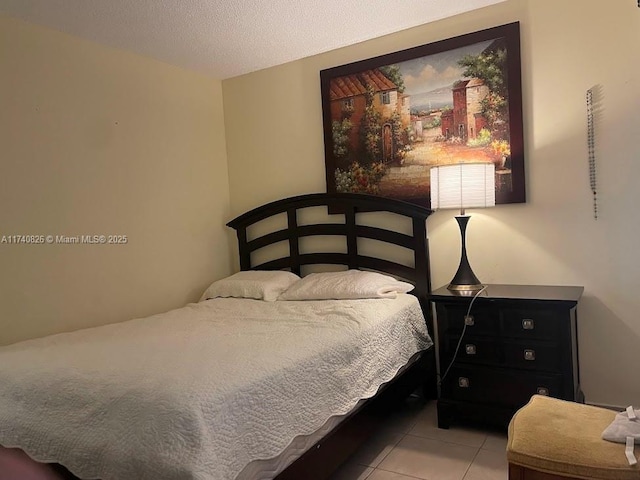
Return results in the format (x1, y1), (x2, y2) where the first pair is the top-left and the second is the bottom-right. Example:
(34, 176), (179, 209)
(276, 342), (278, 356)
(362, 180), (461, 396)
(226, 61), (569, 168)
(200, 270), (301, 302)
(278, 269), (414, 301)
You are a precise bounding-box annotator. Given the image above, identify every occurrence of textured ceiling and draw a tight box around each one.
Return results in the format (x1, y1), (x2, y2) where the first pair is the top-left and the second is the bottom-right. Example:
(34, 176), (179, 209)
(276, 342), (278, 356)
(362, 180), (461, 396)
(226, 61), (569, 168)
(0, 0), (506, 79)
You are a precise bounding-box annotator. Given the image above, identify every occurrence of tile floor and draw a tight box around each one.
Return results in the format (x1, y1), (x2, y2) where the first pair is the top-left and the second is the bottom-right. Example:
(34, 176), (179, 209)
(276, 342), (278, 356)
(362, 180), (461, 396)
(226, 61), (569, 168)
(328, 397), (508, 480)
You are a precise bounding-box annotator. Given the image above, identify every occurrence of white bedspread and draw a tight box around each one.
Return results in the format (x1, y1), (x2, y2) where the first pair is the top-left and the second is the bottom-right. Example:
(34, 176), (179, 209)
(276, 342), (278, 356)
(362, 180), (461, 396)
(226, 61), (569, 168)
(0, 295), (431, 480)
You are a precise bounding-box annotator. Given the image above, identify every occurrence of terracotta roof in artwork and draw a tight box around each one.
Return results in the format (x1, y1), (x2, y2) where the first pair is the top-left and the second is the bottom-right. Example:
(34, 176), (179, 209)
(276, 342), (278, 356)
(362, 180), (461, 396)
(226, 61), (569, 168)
(466, 78), (485, 88)
(453, 79), (470, 90)
(329, 69), (397, 101)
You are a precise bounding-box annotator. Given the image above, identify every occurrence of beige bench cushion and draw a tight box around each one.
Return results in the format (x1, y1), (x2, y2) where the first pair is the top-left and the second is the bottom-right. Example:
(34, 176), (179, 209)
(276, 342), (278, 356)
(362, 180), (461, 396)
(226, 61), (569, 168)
(507, 395), (640, 480)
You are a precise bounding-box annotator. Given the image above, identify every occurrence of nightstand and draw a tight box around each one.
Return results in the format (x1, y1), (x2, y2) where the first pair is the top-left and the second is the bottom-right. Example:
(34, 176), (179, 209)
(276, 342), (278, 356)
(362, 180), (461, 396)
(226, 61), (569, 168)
(429, 284), (584, 429)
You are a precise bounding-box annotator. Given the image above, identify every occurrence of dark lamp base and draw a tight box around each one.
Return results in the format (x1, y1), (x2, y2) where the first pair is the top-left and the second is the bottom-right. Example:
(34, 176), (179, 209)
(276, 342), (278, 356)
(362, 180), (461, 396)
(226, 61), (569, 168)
(447, 282), (484, 292)
(447, 215), (484, 293)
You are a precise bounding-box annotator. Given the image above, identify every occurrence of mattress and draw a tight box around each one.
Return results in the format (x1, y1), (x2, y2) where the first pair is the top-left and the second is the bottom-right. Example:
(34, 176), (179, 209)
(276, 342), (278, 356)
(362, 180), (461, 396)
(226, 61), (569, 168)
(0, 295), (432, 480)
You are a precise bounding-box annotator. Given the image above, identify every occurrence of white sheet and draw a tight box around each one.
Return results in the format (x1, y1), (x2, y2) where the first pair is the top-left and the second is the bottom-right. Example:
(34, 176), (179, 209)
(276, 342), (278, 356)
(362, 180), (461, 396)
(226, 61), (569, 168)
(0, 295), (432, 480)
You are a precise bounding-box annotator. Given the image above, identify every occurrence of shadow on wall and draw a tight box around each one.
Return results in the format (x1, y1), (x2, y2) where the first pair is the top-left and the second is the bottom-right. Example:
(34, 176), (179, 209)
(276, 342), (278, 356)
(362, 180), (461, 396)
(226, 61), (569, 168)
(578, 295), (640, 408)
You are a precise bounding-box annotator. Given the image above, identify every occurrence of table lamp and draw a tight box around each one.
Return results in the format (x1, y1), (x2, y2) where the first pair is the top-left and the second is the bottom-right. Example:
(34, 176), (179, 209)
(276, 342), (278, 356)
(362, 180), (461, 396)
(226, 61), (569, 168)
(430, 162), (495, 292)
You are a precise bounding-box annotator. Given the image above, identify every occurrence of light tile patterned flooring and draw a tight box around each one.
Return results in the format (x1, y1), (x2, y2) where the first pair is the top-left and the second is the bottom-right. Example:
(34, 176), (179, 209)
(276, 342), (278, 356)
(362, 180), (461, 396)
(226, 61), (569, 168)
(328, 397), (508, 480)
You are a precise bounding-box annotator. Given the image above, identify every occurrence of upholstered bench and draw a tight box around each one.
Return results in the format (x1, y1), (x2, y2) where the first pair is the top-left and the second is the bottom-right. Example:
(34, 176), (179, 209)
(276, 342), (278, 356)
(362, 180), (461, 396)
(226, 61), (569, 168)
(507, 395), (640, 480)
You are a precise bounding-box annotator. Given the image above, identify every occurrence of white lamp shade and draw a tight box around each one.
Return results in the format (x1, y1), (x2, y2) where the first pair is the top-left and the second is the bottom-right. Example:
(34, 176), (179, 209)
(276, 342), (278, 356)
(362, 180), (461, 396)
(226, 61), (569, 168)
(430, 162), (496, 210)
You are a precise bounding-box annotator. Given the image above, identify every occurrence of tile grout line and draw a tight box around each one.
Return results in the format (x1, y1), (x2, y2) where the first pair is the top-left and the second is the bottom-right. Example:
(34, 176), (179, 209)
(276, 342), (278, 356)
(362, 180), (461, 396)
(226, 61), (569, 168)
(403, 431), (488, 450)
(460, 446), (483, 480)
(355, 430), (406, 469)
(373, 464), (430, 480)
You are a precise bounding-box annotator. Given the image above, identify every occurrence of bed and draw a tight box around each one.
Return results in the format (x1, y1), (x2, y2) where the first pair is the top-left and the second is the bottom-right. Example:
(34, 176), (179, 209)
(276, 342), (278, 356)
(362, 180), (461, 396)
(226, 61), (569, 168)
(0, 192), (436, 480)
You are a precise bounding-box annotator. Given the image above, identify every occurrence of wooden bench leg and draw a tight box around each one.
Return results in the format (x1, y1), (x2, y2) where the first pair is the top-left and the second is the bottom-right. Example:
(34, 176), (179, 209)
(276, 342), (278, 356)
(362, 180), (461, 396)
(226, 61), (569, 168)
(509, 463), (525, 480)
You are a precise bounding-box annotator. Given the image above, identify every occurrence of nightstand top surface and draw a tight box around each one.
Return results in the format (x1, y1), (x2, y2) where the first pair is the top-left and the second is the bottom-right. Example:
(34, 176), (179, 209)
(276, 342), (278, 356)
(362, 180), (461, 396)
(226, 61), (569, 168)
(429, 284), (584, 303)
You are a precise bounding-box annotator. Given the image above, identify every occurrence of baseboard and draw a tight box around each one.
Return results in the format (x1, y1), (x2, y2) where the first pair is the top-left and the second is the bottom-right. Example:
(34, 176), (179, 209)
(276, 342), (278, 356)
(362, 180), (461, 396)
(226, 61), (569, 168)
(586, 402), (625, 411)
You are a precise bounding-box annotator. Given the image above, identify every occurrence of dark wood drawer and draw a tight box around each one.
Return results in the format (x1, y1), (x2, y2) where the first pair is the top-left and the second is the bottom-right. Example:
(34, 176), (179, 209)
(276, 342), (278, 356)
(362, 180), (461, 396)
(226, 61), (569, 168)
(444, 306), (499, 335)
(442, 365), (563, 408)
(502, 308), (562, 340)
(503, 341), (561, 372)
(443, 335), (501, 365)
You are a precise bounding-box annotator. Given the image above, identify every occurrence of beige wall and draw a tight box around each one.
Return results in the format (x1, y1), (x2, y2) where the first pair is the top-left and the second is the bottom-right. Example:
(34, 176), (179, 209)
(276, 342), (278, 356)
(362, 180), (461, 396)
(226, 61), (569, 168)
(0, 16), (232, 345)
(223, 0), (640, 406)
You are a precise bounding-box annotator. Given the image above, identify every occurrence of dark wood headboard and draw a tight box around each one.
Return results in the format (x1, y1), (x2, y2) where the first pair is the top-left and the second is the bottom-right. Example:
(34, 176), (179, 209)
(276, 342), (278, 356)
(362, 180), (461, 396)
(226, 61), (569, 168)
(227, 192), (433, 312)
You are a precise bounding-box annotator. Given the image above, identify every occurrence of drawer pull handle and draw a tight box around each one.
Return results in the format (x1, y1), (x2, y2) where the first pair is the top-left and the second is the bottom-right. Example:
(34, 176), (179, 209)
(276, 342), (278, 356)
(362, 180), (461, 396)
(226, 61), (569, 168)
(465, 344), (477, 355)
(522, 319), (535, 330)
(464, 315), (475, 326)
(524, 349), (536, 361)
(458, 377), (470, 388)
(537, 387), (549, 396)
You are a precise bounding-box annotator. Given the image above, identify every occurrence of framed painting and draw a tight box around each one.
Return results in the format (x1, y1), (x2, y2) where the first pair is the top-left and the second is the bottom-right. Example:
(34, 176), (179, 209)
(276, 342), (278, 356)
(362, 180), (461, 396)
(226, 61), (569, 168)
(320, 22), (525, 209)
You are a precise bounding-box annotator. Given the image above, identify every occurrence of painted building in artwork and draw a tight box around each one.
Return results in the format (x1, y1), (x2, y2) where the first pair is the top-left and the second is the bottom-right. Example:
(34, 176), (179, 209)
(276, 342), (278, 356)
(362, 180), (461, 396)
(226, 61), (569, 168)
(441, 108), (454, 139)
(411, 111), (443, 141)
(442, 78), (490, 140)
(441, 35), (508, 141)
(329, 69), (410, 163)
(465, 78), (489, 139)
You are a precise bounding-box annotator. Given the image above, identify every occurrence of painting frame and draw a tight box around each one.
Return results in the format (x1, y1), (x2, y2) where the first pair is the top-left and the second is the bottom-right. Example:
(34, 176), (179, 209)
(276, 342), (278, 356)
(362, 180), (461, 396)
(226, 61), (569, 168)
(320, 22), (525, 209)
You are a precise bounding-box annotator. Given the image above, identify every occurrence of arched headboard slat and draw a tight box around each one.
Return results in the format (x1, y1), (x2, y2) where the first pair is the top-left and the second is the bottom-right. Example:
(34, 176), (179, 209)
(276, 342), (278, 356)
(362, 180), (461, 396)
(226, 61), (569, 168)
(227, 192), (433, 296)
